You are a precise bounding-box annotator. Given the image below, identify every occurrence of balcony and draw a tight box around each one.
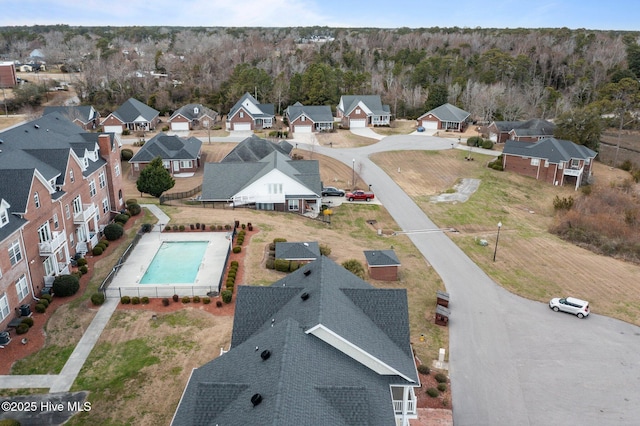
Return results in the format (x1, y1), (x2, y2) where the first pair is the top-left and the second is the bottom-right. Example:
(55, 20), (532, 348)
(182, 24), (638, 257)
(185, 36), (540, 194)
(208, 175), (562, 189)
(392, 386), (417, 417)
(563, 167), (583, 177)
(74, 203), (98, 224)
(393, 399), (416, 416)
(38, 231), (67, 256)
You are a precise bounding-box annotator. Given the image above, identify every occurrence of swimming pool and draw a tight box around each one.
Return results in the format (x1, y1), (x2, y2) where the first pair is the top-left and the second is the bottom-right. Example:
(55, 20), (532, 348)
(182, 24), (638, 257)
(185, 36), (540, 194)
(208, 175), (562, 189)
(140, 241), (209, 284)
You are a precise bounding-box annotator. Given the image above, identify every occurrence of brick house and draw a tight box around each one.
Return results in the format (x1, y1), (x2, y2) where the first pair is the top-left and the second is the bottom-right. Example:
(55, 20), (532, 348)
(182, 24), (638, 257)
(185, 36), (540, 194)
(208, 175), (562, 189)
(487, 119), (555, 144)
(0, 61), (17, 88)
(129, 133), (202, 177)
(336, 95), (391, 128)
(284, 102), (334, 133)
(102, 98), (160, 134)
(168, 103), (219, 132)
(364, 249), (401, 281)
(417, 103), (470, 132)
(226, 93), (274, 131)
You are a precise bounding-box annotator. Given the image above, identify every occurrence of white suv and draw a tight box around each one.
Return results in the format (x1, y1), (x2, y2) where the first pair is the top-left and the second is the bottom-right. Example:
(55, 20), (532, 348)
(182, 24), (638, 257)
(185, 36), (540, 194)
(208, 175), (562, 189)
(549, 297), (590, 319)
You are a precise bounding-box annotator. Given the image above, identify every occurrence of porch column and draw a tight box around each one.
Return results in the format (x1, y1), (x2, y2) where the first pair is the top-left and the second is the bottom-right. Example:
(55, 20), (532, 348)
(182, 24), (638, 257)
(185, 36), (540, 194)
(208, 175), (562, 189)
(401, 386), (410, 426)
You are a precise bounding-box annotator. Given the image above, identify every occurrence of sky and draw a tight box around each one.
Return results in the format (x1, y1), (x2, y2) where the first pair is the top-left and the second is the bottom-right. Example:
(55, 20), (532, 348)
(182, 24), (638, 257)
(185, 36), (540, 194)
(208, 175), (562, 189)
(1, 0), (639, 31)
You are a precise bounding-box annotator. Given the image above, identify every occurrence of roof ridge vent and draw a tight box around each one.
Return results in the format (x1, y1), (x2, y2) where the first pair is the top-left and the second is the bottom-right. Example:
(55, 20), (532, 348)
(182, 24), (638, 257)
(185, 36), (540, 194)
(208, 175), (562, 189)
(251, 393), (263, 407)
(300, 292), (310, 301)
(260, 349), (271, 360)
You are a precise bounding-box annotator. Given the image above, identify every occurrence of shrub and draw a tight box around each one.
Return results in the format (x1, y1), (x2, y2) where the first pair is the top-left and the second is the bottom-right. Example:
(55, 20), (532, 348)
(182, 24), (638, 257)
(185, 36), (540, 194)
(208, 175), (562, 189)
(92, 246), (103, 256)
(141, 296), (149, 304)
(193, 296), (201, 303)
(172, 294), (179, 302)
(481, 139), (494, 150)
(53, 274), (80, 297)
(79, 264), (89, 274)
(131, 296), (140, 305)
(100, 239), (109, 247)
(202, 297), (211, 304)
(76, 258), (88, 267)
(127, 203), (142, 216)
(172, 225), (178, 231)
(121, 296), (131, 304)
(91, 292), (105, 306)
(273, 238), (287, 243)
(126, 198), (138, 206)
(274, 259), (290, 272)
(16, 323), (29, 335)
(417, 365), (430, 375)
(179, 225), (185, 231)
(121, 148), (134, 161)
(581, 185), (593, 196)
(230, 260), (239, 267)
(341, 259), (365, 279)
(437, 383), (447, 392)
(467, 135), (482, 147)
(268, 242), (276, 251)
(620, 159), (634, 171)
(162, 298), (170, 306)
(226, 278), (235, 287)
(114, 213), (130, 224)
(266, 258), (275, 269)
(104, 223), (124, 241)
(426, 388), (440, 398)
(241, 223), (246, 230)
(221, 290), (233, 304)
(141, 223), (153, 233)
(216, 300), (223, 308)
(227, 271), (236, 279)
(35, 303), (47, 313)
(41, 293), (52, 303)
(434, 373), (448, 383)
(165, 225), (171, 231)
(71, 271), (82, 280)
(553, 195), (574, 211)
(233, 246), (242, 253)
(289, 261), (301, 272)
(21, 317), (34, 327)
(122, 129), (131, 136)
(182, 296), (190, 304)
(39, 298), (50, 308)
(319, 244), (332, 256)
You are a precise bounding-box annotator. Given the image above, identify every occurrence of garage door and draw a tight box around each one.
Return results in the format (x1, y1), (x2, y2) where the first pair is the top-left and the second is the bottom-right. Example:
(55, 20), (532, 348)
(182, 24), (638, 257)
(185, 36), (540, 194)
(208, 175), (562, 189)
(350, 119), (366, 128)
(104, 125), (123, 134)
(422, 120), (438, 129)
(171, 122), (190, 131)
(294, 125), (312, 133)
(233, 123), (252, 131)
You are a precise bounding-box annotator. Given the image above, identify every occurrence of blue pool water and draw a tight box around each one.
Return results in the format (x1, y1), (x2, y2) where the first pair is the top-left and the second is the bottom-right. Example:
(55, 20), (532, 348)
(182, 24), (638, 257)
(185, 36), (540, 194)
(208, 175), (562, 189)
(140, 241), (208, 284)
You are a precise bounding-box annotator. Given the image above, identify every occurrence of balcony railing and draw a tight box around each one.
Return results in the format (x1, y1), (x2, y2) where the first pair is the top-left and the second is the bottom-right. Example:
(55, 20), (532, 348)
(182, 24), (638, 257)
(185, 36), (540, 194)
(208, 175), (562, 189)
(38, 231), (67, 256)
(393, 399), (416, 415)
(73, 203), (98, 224)
(563, 167), (583, 177)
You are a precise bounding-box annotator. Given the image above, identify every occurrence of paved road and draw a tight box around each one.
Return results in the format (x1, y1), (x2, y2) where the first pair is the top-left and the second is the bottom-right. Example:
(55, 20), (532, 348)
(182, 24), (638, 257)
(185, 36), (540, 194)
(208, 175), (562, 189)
(303, 138), (640, 425)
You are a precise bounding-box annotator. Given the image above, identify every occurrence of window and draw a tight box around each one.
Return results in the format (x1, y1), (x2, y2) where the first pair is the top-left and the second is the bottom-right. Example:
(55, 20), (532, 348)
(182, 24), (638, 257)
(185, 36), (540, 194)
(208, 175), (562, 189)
(69, 232), (74, 247)
(98, 171), (106, 189)
(162, 160), (170, 169)
(16, 275), (29, 302)
(239, 111), (244, 118)
(34, 192), (40, 208)
(571, 159), (580, 169)
(65, 204), (71, 219)
(89, 180), (96, 197)
(69, 170), (74, 183)
(9, 240), (22, 266)
(134, 163), (139, 171)
(53, 213), (59, 229)
(0, 294), (9, 321)
(0, 209), (8, 227)
(38, 223), (52, 243)
(73, 196), (82, 216)
(530, 158), (540, 166)
(267, 183), (283, 194)
(288, 199), (300, 211)
(43, 256), (56, 276)
(114, 164), (120, 177)
(301, 116), (306, 122)
(102, 198), (109, 214)
(180, 160), (192, 168)
(356, 108), (361, 114)
(544, 160), (549, 167)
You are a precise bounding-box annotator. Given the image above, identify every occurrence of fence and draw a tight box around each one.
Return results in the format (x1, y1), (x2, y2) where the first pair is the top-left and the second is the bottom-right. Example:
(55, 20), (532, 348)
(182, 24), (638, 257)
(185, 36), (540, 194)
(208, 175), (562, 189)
(105, 285), (220, 299)
(159, 184), (202, 205)
(98, 231), (143, 294)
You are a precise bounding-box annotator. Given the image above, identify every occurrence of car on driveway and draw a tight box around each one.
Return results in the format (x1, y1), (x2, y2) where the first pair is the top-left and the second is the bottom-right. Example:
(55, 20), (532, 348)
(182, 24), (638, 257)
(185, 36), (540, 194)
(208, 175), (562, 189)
(549, 297), (590, 318)
(322, 186), (345, 197)
(345, 190), (375, 202)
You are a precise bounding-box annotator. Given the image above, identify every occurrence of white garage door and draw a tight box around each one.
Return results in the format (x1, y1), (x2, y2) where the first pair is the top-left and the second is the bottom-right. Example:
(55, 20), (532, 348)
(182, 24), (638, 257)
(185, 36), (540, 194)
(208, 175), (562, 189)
(104, 125), (123, 134)
(350, 119), (366, 128)
(422, 120), (438, 129)
(233, 123), (252, 131)
(294, 125), (312, 133)
(171, 122), (190, 131)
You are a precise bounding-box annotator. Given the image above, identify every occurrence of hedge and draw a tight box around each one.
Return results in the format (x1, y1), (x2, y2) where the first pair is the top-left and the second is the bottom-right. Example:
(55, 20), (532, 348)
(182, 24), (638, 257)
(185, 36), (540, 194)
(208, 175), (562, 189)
(52, 274), (80, 297)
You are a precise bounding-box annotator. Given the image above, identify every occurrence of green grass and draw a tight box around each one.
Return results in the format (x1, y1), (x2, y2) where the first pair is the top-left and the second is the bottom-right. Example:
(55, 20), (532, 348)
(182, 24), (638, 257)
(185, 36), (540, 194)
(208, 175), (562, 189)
(11, 345), (75, 375)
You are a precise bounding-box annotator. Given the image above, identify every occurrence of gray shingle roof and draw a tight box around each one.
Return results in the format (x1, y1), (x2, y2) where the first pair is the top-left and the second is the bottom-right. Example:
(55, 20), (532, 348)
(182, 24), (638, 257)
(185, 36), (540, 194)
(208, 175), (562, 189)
(275, 241), (321, 260)
(173, 256), (417, 426)
(228, 92), (275, 120)
(503, 137), (597, 163)
(509, 119), (556, 137)
(169, 103), (218, 122)
(43, 106), (99, 125)
(129, 133), (202, 162)
(420, 103), (470, 122)
(111, 97), (159, 123)
(221, 135), (291, 163)
(285, 103), (334, 123)
(0, 168), (36, 214)
(363, 249), (401, 267)
(340, 95), (390, 116)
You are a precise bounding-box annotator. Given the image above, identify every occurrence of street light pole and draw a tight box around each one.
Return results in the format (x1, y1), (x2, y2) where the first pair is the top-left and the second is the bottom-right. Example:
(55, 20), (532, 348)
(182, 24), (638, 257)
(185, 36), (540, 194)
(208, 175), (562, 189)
(352, 158), (356, 188)
(493, 221), (502, 262)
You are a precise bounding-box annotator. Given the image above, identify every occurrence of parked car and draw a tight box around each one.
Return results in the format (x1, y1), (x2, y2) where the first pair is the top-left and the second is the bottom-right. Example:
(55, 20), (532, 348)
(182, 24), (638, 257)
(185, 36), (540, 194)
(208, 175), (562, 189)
(322, 186), (345, 197)
(549, 297), (590, 318)
(345, 190), (375, 202)
(417, 126), (425, 132)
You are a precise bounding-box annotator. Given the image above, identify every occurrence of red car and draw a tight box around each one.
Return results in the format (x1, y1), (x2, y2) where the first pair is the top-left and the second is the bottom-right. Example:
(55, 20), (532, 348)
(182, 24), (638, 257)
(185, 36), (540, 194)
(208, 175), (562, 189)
(345, 190), (375, 202)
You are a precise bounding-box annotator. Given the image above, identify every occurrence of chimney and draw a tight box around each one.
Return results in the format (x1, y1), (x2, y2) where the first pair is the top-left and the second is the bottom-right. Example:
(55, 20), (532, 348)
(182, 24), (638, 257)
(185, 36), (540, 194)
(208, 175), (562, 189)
(98, 134), (112, 156)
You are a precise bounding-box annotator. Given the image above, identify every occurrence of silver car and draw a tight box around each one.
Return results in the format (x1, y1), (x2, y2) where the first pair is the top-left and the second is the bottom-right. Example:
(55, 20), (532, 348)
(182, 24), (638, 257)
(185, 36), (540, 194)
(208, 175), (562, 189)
(549, 297), (590, 319)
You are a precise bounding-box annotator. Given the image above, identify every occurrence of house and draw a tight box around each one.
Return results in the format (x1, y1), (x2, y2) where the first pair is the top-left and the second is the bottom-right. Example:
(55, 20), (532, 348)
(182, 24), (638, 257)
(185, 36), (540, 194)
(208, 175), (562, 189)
(487, 119), (555, 144)
(417, 103), (470, 132)
(0, 61), (17, 88)
(220, 135), (292, 163)
(502, 137), (597, 190)
(336, 95), (391, 128)
(364, 249), (401, 281)
(171, 256), (420, 426)
(284, 102), (334, 133)
(201, 150), (321, 214)
(101, 97), (160, 134)
(275, 241), (320, 262)
(128, 133), (202, 177)
(0, 113), (124, 331)
(226, 92), (275, 131)
(168, 103), (219, 132)
(43, 106), (101, 131)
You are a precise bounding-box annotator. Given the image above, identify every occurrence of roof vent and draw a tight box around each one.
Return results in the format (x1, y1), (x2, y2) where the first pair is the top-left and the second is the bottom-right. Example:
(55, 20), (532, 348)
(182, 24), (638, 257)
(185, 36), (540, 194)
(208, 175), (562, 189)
(260, 350), (271, 360)
(303, 242), (309, 246)
(303, 270), (311, 277)
(251, 393), (263, 407)
(34, 124), (40, 129)
(301, 292), (310, 301)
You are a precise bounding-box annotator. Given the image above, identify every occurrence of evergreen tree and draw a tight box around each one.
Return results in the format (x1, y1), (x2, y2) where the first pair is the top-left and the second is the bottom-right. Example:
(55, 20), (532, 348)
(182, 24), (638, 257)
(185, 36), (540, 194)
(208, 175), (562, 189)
(136, 157), (175, 198)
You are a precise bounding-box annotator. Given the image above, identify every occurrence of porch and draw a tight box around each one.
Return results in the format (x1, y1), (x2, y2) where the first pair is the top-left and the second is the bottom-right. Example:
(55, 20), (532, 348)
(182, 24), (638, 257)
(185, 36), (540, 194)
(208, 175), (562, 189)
(38, 231), (67, 256)
(74, 203), (98, 224)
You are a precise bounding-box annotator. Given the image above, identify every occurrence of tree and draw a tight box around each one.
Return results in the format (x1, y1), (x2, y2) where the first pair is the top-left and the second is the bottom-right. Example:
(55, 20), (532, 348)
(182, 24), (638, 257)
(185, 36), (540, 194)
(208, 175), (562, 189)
(553, 107), (602, 151)
(136, 157), (175, 198)
(424, 83), (449, 111)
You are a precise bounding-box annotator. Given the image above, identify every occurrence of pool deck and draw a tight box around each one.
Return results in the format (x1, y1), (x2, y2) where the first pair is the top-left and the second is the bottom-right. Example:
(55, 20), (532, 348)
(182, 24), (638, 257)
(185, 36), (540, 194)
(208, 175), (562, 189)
(107, 231), (232, 298)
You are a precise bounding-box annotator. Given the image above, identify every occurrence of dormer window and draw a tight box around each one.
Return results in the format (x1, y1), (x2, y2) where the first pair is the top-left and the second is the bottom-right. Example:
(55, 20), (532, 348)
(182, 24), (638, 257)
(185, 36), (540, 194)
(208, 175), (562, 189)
(193, 107), (199, 114)
(0, 209), (8, 227)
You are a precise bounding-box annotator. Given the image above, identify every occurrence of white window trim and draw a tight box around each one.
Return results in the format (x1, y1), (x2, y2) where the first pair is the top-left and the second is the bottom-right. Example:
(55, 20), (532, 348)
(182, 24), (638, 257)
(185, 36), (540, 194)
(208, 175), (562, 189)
(530, 158), (540, 166)
(114, 164), (121, 177)
(9, 240), (23, 266)
(0, 294), (9, 321)
(99, 171), (106, 189)
(89, 180), (96, 197)
(0, 209), (8, 227)
(288, 199), (300, 211)
(16, 275), (29, 302)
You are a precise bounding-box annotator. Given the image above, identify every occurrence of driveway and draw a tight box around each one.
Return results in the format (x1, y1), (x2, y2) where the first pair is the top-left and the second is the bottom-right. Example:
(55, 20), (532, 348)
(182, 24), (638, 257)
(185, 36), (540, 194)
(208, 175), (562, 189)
(303, 136), (640, 425)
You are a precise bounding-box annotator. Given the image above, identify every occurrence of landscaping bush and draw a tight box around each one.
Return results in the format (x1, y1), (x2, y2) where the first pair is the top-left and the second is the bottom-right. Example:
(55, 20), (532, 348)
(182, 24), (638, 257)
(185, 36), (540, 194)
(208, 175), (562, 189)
(233, 246), (242, 253)
(266, 258), (275, 269)
(172, 225), (178, 231)
(230, 260), (239, 267)
(268, 242), (276, 251)
(553, 195), (574, 211)
(274, 259), (290, 272)
(216, 300), (223, 308)
(319, 244), (332, 256)
(141, 296), (149, 304)
(76, 258), (87, 267)
(41, 293), (52, 303)
(92, 246), (103, 256)
(121, 148), (134, 161)
(466, 135), (482, 147)
(182, 296), (190, 304)
(341, 259), (365, 279)
(221, 290), (233, 304)
(434, 373), (448, 383)
(91, 292), (105, 306)
(140, 223), (153, 233)
(226, 278), (235, 287)
(100, 240), (109, 247)
(104, 223), (124, 241)
(120, 296), (131, 304)
(15, 323), (29, 335)
(481, 139), (494, 149)
(126, 198), (138, 206)
(52, 274), (80, 297)
(437, 383), (447, 392)
(162, 298), (170, 306)
(35, 303), (46, 313)
(79, 264), (89, 274)
(127, 203), (142, 216)
(193, 296), (201, 303)
(289, 261), (301, 272)
(131, 296), (140, 305)
(172, 294), (179, 302)
(39, 298), (49, 308)
(227, 271), (236, 279)
(417, 365), (430, 375)
(114, 213), (130, 224)
(179, 225), (185, 231)
(273, 237), (287, 243)
(21, 317), (34, 328)
(202, 297), (211, 304)
(426, 388), (440, 398)
(71, 271), (82, 280)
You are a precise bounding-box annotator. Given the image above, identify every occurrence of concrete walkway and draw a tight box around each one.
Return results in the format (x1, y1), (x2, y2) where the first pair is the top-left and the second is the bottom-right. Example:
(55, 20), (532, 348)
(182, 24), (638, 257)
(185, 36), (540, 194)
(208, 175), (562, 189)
(0, 204), (168, 391)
